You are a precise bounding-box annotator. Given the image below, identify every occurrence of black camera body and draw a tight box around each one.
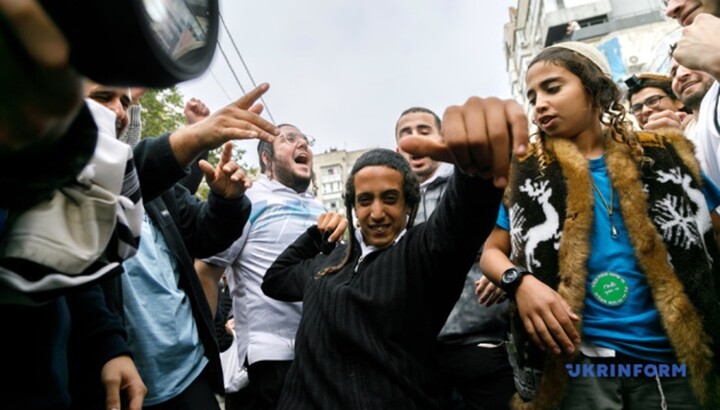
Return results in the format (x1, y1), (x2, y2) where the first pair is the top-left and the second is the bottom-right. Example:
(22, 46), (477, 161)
(39, 0), (219, 87)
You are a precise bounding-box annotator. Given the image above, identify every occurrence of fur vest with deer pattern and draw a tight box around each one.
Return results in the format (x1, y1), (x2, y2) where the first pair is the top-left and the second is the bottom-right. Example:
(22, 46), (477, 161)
(505, 129), (720, 410)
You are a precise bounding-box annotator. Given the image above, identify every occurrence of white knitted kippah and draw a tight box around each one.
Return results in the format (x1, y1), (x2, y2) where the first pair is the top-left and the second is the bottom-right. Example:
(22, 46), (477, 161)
(547, 41), (611, 77)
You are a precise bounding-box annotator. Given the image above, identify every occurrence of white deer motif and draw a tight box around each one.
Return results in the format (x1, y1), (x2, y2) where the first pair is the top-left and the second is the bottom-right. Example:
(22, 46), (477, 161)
(655, 167), (712, 263)
(519, 179), (561, 269)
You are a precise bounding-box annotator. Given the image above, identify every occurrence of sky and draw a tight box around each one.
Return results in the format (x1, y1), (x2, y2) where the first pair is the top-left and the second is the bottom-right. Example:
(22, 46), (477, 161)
(178, 0), (518, 167)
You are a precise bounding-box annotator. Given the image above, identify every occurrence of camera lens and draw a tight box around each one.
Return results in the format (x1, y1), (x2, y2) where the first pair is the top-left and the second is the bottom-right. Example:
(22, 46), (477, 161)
(38, 0), (219, 87)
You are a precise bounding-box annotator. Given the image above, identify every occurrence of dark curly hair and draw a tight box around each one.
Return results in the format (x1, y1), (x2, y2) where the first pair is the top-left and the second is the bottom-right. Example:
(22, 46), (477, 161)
(527, 46), (642, 171)
(317, 148), (420, 276)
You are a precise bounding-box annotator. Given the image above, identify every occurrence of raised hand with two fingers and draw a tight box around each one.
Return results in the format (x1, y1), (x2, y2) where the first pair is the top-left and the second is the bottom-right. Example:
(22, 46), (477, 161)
(199, 141), (251, 200)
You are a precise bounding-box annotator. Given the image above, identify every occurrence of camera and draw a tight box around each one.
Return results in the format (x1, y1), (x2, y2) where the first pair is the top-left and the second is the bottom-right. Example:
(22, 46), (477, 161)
(38, 0), (219, 87)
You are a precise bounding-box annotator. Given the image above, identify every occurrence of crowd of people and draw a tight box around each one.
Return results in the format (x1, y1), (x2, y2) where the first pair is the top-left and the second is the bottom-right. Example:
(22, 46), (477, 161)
(3, 0), (720, 409)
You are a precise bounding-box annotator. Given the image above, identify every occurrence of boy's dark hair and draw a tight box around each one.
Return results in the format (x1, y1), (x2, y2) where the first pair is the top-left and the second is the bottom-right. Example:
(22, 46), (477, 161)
(317, 148), (420, 277)
(344, 148), (421, 214)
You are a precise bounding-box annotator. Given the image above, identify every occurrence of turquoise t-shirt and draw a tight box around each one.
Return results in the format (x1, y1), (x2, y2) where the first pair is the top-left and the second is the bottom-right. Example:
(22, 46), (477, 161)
(496, 157), (720, 363)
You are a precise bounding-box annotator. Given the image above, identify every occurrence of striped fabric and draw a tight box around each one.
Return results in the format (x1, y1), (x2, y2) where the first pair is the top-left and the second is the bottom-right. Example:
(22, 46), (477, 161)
(0, 101), (143, 305)
(106, 155), (143, 262)
(263, 171), (503, 409)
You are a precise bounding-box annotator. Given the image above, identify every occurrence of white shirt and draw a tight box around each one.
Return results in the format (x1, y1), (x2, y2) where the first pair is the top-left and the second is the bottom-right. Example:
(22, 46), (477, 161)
(204, 175), (325, 365)
(693, 81), (720, 187)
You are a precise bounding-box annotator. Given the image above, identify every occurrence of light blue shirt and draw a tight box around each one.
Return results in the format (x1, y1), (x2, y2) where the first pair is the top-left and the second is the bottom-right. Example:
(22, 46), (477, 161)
(121, 215), (207, 405)
(205, 175), (325, 366)
(496, 158), (720, 363)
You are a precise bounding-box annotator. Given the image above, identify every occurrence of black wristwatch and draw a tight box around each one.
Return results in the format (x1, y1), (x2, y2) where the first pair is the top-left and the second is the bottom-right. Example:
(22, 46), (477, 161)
(500, 266), (531, 299)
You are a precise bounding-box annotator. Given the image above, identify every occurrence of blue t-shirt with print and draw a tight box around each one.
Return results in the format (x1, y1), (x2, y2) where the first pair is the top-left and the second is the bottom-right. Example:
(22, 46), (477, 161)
(496, 157), (720, 363)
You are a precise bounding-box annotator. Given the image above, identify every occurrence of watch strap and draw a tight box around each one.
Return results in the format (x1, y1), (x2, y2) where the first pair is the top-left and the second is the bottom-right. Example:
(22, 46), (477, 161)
(501, 266), (530, 298)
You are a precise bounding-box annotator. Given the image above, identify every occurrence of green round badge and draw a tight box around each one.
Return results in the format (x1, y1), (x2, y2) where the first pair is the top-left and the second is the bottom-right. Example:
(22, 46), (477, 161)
(590, 272), (629, 307)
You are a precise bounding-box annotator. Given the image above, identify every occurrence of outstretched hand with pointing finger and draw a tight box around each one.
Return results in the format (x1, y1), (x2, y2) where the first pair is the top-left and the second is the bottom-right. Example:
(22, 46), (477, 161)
(398, 97), (529, 188)
(169, 83), (280, 168)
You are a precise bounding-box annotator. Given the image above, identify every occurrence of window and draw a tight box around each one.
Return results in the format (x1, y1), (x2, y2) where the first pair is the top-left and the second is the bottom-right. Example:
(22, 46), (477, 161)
(322, 165), (342, 179)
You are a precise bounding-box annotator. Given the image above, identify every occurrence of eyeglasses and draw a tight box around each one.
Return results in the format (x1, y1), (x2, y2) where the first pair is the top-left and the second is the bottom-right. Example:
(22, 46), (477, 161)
(630, 95), (669, 116)
(279, 132), (315, 147)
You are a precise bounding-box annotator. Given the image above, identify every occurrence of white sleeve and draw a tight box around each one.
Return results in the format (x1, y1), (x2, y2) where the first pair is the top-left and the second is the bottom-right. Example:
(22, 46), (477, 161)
(203, 222), (251, 267)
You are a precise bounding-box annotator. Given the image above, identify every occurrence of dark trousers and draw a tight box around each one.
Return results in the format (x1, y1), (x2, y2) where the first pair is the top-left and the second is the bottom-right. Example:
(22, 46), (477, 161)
(224, 386), (252, 410)
(436, 342), (516, 410)
(225, 360), (291, 410)
(4, 298), (71, 410)
(143, 365), (220, 410)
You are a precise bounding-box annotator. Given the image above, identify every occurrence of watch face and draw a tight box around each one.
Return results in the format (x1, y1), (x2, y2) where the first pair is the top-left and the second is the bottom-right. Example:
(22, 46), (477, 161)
(503, 269), (519, 283)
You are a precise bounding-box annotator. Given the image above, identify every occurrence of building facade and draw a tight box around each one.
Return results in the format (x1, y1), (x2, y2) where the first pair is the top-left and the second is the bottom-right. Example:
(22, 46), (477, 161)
(504, 0), (678, 106)
(313, 148), (372, 216)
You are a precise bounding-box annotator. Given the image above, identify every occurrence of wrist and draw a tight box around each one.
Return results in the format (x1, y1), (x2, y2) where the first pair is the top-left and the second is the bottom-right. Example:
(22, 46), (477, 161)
(168, 126), (204, 167)
(500, 266), (531, 299)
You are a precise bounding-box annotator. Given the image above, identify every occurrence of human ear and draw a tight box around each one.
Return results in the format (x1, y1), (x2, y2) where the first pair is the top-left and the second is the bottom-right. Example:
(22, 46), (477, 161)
(261, 150), (272, 167)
